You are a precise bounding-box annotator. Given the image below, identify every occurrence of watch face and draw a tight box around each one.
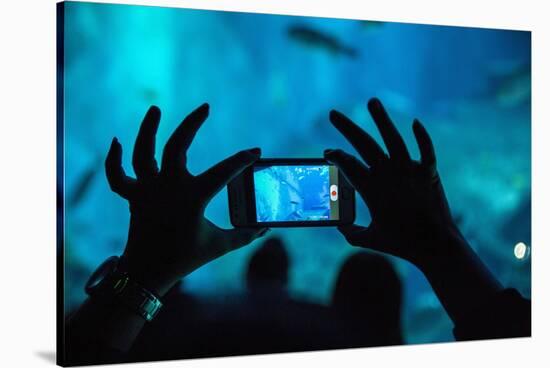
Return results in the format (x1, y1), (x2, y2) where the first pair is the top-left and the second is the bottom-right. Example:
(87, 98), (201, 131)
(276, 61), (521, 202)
(85, 256), (119, 295)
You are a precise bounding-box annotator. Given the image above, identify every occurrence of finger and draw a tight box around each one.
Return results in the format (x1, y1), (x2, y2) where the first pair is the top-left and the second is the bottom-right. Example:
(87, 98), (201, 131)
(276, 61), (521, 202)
(412, 119), (436, 169)
(227, 227), (270, 252)
(161, 103), (209, 175)
(208, 223), (270, 259)
(105, 137), (136, 199)
(338, 224), (381, 250)
(367, 98), (411, 163)
(132, 105), (161, 179)
(329, 109), (386, 167)
(197, 148), (261, 200)
(324, 149), (369, 192)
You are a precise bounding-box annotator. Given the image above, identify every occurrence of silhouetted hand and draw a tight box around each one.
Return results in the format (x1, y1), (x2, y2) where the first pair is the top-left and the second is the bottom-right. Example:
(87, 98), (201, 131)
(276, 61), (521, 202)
(324, 97), (532, 335)
(325, 98), (459, 270)
(105, 103), (268, 296)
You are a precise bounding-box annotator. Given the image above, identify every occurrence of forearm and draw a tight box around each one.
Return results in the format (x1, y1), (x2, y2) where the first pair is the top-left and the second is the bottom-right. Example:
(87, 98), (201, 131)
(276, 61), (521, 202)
(65, 296), (147, 365)
(417, 226), (503, 326)
(65, 272), (177, 365)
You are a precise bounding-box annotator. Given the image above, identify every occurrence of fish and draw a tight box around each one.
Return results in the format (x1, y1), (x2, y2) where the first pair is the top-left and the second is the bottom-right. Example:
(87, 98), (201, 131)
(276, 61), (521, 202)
(487, 61), (531, 107)
(68, 156), (102, 208)
(358, 20), (385, 31)
(142, 87), (159, 102)
(500, 194), (531, 245)
(287, 24), (359, 59)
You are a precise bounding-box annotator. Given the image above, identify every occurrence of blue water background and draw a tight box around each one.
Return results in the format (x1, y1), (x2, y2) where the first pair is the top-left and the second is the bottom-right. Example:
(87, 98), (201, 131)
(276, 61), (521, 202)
(61, 2), (531, 344)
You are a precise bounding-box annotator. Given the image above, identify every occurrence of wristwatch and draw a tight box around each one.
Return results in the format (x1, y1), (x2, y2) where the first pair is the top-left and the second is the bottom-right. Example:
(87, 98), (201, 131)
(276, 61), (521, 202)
(85, 256), (163, 322)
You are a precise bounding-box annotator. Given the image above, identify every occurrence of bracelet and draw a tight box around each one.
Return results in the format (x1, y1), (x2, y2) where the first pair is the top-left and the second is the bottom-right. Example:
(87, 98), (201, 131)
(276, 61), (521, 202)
(85, 256), (163, 322)
(111, 274), (163, 322)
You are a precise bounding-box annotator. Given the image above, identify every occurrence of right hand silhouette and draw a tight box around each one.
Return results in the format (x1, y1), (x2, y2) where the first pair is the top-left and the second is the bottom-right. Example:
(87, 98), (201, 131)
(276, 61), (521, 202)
(325, 98), (461, 270)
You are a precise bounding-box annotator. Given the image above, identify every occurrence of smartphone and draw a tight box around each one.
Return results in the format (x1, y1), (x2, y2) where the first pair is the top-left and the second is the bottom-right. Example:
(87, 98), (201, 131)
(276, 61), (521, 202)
(228, 158), (355, 227)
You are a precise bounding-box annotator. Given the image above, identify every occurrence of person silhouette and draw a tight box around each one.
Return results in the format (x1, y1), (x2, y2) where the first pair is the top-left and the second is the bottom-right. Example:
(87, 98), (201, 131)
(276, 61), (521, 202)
(232, 236), (344, 355)
(246, 236), (289, 299)
(332, 252), (403, 346)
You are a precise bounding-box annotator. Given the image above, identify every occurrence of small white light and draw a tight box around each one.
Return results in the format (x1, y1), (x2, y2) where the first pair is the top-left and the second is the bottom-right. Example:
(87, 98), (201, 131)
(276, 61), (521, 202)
(514, 242), (529, 260)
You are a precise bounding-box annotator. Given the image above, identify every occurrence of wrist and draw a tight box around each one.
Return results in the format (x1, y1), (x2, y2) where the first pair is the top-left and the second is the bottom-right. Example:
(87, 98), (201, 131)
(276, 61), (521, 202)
(414, 225), (503, 324)
(138, 276), (179, 298)
(414, 224), (469, 274)
(84, 256), (168, 325)
(117, 255), (179, 298)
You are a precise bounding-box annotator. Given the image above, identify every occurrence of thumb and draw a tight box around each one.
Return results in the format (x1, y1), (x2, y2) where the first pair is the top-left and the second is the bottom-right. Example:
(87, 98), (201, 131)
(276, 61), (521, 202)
(228, 227), (270, 251)
(338, 224), (380, 250)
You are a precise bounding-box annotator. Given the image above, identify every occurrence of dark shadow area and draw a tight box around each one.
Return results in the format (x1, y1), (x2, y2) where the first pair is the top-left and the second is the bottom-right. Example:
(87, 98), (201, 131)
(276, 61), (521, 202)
(331, 252), (403, 347)
(127, 238), (391, 363)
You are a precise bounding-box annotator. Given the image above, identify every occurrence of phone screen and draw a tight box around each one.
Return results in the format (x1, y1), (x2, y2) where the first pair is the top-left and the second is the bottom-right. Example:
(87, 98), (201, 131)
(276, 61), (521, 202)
(253, 164), (340, 222)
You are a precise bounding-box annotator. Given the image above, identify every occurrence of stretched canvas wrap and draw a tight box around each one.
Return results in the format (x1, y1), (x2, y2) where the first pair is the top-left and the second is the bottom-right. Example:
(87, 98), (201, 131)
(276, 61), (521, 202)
(57, 1), (531, 366)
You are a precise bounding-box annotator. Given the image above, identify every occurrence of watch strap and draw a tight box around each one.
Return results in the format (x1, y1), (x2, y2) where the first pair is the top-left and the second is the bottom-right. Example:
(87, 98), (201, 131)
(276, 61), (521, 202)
(112, 274), (163, 322)
(86, 257), (163, 322)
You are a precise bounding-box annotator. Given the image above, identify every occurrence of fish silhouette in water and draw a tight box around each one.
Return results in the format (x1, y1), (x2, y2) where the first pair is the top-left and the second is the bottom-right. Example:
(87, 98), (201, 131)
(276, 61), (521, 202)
(487, 61), (531, 107)
(287, 24), (359, 59)
(142, 87), (159, 102)
(501, 194), (531, 245)
(358, 20), (386, 32)
(68, 156), (102, 208)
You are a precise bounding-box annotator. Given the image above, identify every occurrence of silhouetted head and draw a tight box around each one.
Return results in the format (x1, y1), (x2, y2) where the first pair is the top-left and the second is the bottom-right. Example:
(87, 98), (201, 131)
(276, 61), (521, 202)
(246, 237), (289, 293)
(332, 252), (402, 326)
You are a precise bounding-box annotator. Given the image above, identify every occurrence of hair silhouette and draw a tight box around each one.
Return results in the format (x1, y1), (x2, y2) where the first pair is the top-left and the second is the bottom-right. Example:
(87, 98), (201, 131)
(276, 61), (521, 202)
(246, 237), (289, 294)
(332, 252), (403, 345)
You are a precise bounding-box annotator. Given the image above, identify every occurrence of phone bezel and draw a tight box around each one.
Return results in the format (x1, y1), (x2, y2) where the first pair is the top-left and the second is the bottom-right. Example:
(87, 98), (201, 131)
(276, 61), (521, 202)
(228, 158), (355, 227)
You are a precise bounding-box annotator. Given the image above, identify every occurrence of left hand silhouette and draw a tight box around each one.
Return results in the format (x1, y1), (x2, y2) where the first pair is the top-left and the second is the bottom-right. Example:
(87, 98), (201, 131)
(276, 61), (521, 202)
(105, 103), (268, 296)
